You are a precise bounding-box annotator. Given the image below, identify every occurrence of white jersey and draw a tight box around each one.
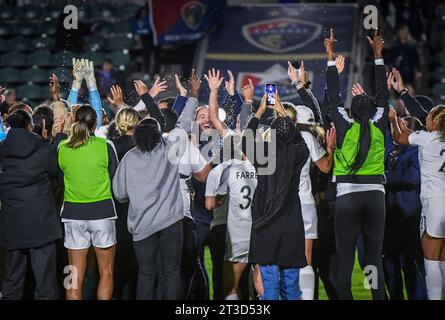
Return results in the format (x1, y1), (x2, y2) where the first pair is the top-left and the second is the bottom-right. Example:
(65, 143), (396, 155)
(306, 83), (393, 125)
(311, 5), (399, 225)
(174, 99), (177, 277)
(299, 131), (326, 204)
(206, 159), (257, 243)
(409, 130), (445, 200)
(163, 133), (207, 219)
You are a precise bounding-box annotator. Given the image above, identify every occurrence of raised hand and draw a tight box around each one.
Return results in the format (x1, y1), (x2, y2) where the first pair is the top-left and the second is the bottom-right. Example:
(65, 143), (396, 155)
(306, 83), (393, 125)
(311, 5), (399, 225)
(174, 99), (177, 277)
(392, 68), (406, 93)
(189, 68), (201, 98)
(268, 92), (286, 117)
(41, 118), (48, 140)
(255, 94), (267, 119)
(204, 68), (224, 92)
(326, 126), (336, 153)
(107, 85), (124, 108)
(367, 28), (384, 59)
(324, 28), (336, 61)
(83, 59), (97, 89)
(149, 78), (168, 98)
(133, 80), (149, 97)
(175, 74), (187, 97)
(335, 54), (345, 74)
(287, 61), (298, 83)
(49, 74), (60, 102)
(225, 70), (235, 96)
(72, 58), (84, 82)
(351, 83), (365, 96)
(242, 78), (254, 103)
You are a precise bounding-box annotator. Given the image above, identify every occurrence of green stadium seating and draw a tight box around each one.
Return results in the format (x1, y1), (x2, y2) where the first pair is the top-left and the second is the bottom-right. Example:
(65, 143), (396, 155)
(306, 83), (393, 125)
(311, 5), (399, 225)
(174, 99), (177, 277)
(106, 51), (130, 67)
(0, 39), (7, 52)
(85, 36), (107, 52)
(93, 4), (116, 19)
(96, 21), (114, 35)
(18, 5), (41, 20)
(0, 68), (22, 84)
(27, 51), (52, 67)
(49, 67), (71, 84)
(115, 4), (140, 19)
(15, 23), (41, 36)
(112, 22), (133, 35)
(6, 37), (31, 52)
(21, 67), (48, 83)
(51, 51), (75, 68)
(43, 5), (63, 19)
(106, 35), (134, 51)
(83, 52), (104, 66)
(31, 36), (56, 51)
(17, 83), (45, 100)
(0, 52), (27, 67)
(0, 23), (13, 36)
(0, 6), (16, 20)
(41, 20), (58, 36)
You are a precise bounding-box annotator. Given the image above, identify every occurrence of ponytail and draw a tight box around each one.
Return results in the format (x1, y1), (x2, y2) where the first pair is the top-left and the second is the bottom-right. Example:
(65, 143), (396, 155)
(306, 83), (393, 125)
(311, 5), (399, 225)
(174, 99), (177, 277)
(65, 105), (97, 149)
(432, 106), (445, 138)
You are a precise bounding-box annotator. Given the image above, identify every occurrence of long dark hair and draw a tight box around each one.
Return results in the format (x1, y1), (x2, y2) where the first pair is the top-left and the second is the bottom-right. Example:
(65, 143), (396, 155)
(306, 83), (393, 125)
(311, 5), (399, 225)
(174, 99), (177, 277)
(349, 94), (376, 173)
(133, 118), (162, 153)
(66, 105), (97, 149)
(6, 109), (32, 129)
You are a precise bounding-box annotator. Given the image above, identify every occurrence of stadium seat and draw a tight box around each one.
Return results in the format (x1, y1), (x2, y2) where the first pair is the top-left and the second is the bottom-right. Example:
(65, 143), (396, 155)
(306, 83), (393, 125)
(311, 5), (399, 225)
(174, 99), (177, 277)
(0, 6), (16, 20)
(106, 51), (130, 67)
(93, 4), (116, 19)
(106, 35), (134, 51)
(49, 67), (71, 84)
(41, 21), (58, 36)
(51, 51), (75, 68)
(0, 39), (7, 52)
(17, 83), (46, 100)
(0, 23), (14, 36)
(0, 52), (27, 67)
(43, 5), (63, 19)
(15, 23), (41, 36)
(0, 68), (22, 84)
(6, 37), (31, 52)
(21, 67), (48, 83)
(31, 36), (56, 51)
(27, 51), (52, 67)
(84, 36), (107, 52)
(83, 52), (104, 66)
(18, 5), (41, 20)
(115, 4), (140, 19)
(96, 21), (114, 35)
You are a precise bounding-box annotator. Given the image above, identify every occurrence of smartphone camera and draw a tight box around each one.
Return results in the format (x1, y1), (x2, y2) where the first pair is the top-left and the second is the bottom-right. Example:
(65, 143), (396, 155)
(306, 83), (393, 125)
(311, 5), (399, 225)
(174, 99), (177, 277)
(265, 83), (277, 105)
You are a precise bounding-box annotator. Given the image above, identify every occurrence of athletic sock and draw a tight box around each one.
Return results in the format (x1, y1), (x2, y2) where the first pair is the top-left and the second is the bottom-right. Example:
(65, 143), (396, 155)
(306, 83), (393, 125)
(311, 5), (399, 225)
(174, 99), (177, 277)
(424, 259), (443, 300)
(225, 293), (239, 300)
(299, 265), (315, 300)
(440, 261), (445, 297)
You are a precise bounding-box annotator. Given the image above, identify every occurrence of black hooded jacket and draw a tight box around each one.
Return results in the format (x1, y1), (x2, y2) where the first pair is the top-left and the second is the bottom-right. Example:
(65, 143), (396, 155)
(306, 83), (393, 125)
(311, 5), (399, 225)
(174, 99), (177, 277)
(0, 128), (62, 250)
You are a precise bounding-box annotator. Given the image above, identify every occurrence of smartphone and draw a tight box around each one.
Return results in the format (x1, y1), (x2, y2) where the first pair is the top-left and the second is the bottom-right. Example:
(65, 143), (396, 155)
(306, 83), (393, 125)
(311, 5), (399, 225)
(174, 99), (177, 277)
(265, 83), (277, 105)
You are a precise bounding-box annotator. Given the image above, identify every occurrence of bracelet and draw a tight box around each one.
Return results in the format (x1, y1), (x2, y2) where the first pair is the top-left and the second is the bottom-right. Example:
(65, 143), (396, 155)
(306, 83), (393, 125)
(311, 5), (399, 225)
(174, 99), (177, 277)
(399, 88), (408, 96)
(245, 99), (253, 103)
(291, 80), (302, 87)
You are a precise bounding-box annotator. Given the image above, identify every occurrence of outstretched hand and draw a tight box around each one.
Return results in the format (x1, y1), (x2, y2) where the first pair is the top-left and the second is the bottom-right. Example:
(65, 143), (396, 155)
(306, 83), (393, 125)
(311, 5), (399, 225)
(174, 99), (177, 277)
(149, 78), (168, 98)
(189, 68), (201, 98)
(107, 85), (124, 108)
(351, 83), (365, 96)
(324, 28), (336, 61)
(225, 70), (235, 96)
(326, 126), (336, 153)
(242, 78), (254, 103)
(204, 68), (224, 92)
(367, 28), (384, 59)
(49, 74), (60, 102)
(335, 55), (345, 74)
(175, 74), (187, 97)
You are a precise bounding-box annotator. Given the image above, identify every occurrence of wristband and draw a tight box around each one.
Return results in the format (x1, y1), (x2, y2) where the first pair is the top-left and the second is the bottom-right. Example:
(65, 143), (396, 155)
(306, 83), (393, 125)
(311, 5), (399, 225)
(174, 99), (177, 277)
(291, 80), (302, 87)
(245, 99), (253, 104)
(399, 88), (409, 96)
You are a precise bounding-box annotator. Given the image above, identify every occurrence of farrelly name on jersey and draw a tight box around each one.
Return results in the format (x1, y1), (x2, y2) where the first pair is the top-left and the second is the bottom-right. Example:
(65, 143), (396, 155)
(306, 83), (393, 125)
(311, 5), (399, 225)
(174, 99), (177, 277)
(236, 171), (257, 179)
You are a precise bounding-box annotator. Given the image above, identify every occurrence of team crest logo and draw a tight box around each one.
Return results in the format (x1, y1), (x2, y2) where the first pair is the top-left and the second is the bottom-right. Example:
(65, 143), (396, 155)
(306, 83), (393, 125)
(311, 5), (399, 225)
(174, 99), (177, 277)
(181, 1), (206, 30)
(237, 64), (306, 102)
(242, 18), (322, 53)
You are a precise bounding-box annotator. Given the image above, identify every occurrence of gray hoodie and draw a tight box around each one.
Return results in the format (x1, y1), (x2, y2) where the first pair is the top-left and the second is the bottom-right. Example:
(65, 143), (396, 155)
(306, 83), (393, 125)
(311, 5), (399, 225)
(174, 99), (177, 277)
(112, 97), (199, 241)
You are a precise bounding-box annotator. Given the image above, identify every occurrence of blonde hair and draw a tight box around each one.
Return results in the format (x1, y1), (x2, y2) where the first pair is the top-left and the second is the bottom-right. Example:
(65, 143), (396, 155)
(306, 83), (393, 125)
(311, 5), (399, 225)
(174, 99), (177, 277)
(115, 108), (141, 136)
(432, 105), (445, 137)
(66, 105), (97, 149)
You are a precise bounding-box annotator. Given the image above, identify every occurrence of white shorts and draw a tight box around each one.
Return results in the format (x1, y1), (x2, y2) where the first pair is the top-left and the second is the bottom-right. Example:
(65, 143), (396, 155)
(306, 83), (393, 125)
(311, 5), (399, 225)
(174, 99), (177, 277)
(64, 219), (117, 250)
(225, 241), (249, 263)
(301, 203), (318, 240)
(420, 197), (445, 238)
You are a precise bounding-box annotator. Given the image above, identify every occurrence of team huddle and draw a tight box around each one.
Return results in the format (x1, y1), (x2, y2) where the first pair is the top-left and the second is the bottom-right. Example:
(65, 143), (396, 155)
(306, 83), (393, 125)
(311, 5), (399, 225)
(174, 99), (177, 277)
(0, 28), (445, 301)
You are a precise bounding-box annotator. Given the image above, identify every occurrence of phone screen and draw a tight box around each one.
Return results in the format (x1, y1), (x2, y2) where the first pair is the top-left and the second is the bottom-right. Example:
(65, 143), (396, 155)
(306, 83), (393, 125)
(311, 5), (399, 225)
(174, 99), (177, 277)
(265, 83), (277, 105)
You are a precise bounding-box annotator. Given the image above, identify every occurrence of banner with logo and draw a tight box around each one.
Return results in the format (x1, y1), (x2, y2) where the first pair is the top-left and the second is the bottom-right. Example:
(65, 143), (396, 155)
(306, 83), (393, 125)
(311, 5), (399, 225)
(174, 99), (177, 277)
(149, 0), (226, 45)
(197, 4), (359, 104)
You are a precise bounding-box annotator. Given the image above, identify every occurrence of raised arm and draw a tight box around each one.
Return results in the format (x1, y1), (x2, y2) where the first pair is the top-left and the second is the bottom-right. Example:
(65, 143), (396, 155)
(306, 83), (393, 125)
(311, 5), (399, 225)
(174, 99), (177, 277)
(133, 79), (166, 131)
(204, 68), (226, 138)
(222, 70), (243, 130)
(67, 58), (83, 106)
(389, 107), (410, 145)
(239, 78), (255, 131)
(83, 59), (102, 129)
(107, 85), (129, 114)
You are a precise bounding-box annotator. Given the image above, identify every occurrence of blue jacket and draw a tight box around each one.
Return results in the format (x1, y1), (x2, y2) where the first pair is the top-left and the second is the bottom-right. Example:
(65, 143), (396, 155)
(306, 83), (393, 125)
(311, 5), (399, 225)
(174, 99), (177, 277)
(384, 132), (421, 219)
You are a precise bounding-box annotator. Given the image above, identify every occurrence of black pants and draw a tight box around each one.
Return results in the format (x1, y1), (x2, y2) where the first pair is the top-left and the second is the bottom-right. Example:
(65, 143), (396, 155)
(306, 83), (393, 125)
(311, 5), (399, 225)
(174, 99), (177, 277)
(114, 206), (138, 300)
(209, 224), (227, 300)
(2, 241), (58, 300)
(133, 220), (183, 300)
(182, 217), (199, 297)
(334, 191), (386, 300)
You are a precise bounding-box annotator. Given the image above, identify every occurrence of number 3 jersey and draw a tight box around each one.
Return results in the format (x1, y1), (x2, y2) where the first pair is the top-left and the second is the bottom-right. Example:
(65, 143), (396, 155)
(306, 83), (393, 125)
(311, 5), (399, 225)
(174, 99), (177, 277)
(205, 159), (257, 244)
(409, 130), (445, 200)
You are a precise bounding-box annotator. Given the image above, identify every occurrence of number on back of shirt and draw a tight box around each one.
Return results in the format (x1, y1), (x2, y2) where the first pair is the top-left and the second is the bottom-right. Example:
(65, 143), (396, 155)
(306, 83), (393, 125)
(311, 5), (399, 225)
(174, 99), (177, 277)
(440, 149), (445, 173)
(239, 185), (252, 210)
